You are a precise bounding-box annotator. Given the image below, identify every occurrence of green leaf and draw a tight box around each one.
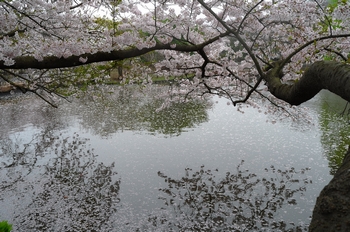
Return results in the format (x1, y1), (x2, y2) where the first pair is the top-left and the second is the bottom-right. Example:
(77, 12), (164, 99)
(0, 221), (12, 232)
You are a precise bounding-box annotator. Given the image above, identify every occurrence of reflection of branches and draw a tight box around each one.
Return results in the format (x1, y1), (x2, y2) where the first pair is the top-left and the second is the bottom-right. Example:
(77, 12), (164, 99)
(16, 134), (120, 231)
(156, 161), (311, 231)
(0, 124), (58, 191)
(0, 128), (120, 231)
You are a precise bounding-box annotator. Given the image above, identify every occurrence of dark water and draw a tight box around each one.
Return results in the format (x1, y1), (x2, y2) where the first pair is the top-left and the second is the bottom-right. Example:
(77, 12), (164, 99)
(0, 85), (347, 231)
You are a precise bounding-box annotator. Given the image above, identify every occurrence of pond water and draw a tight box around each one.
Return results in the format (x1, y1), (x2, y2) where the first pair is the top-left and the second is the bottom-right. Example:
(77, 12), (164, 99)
(0, 85), (348, 231)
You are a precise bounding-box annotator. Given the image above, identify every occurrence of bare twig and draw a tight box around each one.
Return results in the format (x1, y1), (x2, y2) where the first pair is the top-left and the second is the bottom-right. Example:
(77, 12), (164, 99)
(324, 47), (348, 61)
(279, 33), (350, 73)
(197, 0), (264, 78)
(237, 0), (264, 33)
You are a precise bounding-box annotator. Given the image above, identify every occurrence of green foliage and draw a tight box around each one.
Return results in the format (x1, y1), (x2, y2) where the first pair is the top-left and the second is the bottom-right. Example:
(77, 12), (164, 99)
(42, 62), (112, 97)
(327, 0), (348, 12)
(94, 17), (119, 30)
(319, 17), (344, 33)
(108, 0), (122, 7)
(0, 221), (12, 232)
(319, 91), (350, 175)
(328, 0), (339, 10)
(316, 0), (349, 33)
(323, 54), (334, 61)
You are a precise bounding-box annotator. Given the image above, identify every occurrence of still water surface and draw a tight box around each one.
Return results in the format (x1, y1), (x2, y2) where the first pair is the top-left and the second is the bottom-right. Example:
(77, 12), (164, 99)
(0, 85), (347, 231)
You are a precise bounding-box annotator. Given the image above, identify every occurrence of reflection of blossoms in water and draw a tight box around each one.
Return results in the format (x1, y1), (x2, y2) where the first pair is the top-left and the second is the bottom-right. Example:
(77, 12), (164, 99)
(74, 85), (211, 137)
(0, 128), (312, 232)
(73, 161), (312, 232)
(149, 162), (311, 231)
(0, 126), (312, 231)
(0, 127), (120, 232)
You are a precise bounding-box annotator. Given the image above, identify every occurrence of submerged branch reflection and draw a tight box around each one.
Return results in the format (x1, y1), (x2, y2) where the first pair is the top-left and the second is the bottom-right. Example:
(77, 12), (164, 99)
(154, 162), (311, 231)
(0, 124), (59, 191)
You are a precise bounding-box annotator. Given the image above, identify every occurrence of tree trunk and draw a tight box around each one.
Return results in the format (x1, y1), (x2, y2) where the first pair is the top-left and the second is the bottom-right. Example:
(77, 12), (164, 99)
(309, 146), (350, 231)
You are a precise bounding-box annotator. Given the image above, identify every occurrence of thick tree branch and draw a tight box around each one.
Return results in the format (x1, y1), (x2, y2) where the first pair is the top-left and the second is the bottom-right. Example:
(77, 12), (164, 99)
(265, 60), (350, 105)
(0, 34), (228, 70)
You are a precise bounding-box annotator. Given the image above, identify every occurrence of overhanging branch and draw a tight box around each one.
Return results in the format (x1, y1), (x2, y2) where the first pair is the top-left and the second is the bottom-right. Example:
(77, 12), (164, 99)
(265, 60), (350, 105)
(0, 32), (229, 70)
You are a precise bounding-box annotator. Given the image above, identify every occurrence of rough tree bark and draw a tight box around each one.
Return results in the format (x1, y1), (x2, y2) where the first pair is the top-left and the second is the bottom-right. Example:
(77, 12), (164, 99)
(309, 146), (350, 232)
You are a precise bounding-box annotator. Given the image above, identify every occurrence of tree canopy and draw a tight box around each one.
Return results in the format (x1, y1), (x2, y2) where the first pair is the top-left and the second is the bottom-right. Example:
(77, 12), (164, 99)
(0, 0), (350, 107)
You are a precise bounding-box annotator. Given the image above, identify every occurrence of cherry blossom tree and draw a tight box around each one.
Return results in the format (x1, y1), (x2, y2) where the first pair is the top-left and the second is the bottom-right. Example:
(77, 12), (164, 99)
(0, 0), (350, 106)
(1, 0), (350, 230)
